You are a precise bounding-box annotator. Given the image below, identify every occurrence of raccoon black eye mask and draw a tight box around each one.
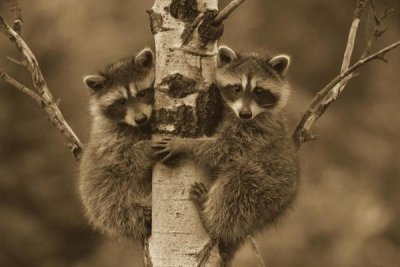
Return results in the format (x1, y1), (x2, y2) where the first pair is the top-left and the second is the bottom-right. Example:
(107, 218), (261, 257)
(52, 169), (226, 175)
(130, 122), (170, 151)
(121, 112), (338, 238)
(79, 48), (156, 241)
(152, 45), (299, 266)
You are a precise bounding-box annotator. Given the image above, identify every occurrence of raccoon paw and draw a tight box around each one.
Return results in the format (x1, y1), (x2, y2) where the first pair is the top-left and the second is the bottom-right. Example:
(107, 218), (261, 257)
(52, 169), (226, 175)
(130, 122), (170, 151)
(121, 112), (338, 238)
(152, 137), (185, 163)
(189, 182), (209, 209)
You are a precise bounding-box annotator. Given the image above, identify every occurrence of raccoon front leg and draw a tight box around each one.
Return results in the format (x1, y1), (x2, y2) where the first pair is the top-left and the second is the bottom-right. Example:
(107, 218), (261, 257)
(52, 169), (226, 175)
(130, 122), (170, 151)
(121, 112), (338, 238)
(189, 183), (222, 266)
(152, 136), (226, 168)
(197, 162), (272, 265)
(189, 182), (237, 267)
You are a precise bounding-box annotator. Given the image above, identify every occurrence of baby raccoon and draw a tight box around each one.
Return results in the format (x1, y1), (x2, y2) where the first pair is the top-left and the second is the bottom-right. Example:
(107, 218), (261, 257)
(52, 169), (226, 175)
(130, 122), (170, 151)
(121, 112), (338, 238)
(153, 46), (299, 265)
(79, 48), (155, 240)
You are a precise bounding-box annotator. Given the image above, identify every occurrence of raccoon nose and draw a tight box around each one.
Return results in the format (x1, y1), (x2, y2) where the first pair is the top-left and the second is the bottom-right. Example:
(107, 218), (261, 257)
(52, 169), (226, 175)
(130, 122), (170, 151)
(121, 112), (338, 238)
(135, 114), (148, 125)
(239, 110), (252, 119)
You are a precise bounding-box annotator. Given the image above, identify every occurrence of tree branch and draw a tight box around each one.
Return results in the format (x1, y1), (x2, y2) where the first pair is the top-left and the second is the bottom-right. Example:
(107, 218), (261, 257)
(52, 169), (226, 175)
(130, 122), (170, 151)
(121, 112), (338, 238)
(293, 40), (400, 146)
(324, 0), (367, 125)
(0, 13), (83, 160)
(6, 56), (28, 68)
(0, 68), (42, 104)
(213, 0), (246, 25)
(142, 238), (152, 267)
(248, 236), (266, 267)
(292, 0), (400, 147)
(342, 0), (366, 72)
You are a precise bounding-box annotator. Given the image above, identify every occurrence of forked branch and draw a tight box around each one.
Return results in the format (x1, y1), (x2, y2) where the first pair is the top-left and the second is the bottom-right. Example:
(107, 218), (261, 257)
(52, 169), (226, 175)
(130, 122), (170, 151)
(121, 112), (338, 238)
(0, 10), (82, 160)
(293, 0), (400, 147)
(0, 68), (42, 104)
(293, 40), (400, 146)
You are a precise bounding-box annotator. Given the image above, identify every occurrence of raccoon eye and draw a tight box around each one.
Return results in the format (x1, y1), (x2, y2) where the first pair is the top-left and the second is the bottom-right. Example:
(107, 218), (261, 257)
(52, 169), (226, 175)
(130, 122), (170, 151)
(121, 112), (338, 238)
(232, 85), (241, 93)
(116, 98), (127, 105)
(137, 90), (148, 98)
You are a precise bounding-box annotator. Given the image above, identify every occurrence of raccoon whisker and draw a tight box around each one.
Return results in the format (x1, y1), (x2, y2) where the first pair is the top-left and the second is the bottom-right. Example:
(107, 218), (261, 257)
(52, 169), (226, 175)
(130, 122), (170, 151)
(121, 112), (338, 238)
(260, 104), (275, 108)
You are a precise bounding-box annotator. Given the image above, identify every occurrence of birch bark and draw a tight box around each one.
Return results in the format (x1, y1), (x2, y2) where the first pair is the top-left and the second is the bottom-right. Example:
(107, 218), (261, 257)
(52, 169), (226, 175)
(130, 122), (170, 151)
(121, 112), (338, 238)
(148, 0), (223, 266)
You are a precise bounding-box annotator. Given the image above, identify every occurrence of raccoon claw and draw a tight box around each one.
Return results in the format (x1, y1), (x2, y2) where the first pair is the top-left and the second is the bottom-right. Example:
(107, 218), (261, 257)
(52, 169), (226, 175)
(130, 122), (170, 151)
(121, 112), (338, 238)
(190, 182), (209, 207)
(151, 142), (168, 148)
(151, 137), (184, 163)
(161, 152), (176, 163)
(152, 149), (177, 163)
(152, 148), (169, 157)
(151, 137), (172, 148)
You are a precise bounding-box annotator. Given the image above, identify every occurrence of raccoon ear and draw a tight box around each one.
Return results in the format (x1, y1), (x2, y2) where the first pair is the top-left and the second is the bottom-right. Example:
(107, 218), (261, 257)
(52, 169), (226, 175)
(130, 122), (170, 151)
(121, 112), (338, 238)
(83, 75), (107, 92)
(217, 46), (237, 67)
(269, 55), (291, 75)
(135, 48), (154, 68)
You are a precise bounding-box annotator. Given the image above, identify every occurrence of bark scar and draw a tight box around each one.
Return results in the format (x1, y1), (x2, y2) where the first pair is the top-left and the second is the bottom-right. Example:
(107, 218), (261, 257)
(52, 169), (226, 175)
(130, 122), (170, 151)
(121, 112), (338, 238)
(147, 9), (173, 34)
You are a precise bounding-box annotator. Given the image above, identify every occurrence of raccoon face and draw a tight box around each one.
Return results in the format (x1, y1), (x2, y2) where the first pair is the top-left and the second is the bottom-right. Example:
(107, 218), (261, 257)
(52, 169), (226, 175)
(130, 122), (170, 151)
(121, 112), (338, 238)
(84, 48), (155, 127)
(216, 46), (291, 120)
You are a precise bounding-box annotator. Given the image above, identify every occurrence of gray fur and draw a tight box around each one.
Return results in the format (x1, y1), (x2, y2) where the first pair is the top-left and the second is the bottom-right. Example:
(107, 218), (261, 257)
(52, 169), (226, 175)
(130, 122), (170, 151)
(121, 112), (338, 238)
(154, 47), (299, 265)
(79, 49), (155, 240)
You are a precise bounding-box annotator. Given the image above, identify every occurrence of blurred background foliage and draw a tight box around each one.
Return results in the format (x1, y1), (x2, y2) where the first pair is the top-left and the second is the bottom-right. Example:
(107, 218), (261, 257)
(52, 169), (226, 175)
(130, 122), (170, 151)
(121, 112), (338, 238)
(0, 0), (399, 266)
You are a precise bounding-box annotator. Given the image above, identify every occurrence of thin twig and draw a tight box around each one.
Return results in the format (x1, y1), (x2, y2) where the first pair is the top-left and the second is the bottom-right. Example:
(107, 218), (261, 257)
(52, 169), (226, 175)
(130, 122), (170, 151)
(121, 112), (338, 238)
(0, 16), (52, 99)
(6, 56), (28, 68)
(293, 40), (400, 146)
(342, 0), (367, 72)
(142, 237), (153, 267)
(319, 0), (366, 137)
(0, 68), (43, 104)
(292, 0), (400, 147)
(333, 0), (367, 97)
(0, 14), (83, 160)
(6, 0), (22, 34)
(195, 239), (217, 267)
(213, 0), (246, 25)
(327, 0), (367, 105)
(247, 236), (266, 267)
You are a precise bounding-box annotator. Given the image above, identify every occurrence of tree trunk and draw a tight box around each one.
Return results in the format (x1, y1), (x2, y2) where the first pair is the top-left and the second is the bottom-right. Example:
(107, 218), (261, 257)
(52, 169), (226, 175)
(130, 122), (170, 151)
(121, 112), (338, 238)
(148, 0), (223, 266)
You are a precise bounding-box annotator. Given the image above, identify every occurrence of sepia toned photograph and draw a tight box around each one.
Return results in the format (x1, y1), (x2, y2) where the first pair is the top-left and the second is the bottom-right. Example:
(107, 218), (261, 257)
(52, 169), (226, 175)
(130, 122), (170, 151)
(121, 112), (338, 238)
(0, 0), (399, 266)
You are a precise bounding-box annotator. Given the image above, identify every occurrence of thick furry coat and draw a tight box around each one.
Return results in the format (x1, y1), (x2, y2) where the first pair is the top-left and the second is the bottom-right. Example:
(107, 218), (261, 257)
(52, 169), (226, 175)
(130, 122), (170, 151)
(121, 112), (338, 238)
(155, 46), (299, 264)
(79, 48), (154, 240)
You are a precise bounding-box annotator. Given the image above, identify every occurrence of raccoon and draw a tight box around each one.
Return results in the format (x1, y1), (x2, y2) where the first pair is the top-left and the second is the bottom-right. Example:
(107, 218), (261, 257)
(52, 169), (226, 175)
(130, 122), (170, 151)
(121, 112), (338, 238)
(79, 48), (155, 240)
(153, 46), (299, 265)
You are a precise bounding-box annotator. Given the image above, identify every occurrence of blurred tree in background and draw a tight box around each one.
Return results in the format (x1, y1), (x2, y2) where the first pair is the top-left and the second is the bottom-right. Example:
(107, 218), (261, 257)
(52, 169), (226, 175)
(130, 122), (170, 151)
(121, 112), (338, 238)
(0, 1), (399, 266)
